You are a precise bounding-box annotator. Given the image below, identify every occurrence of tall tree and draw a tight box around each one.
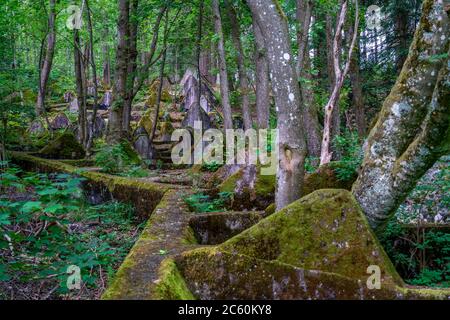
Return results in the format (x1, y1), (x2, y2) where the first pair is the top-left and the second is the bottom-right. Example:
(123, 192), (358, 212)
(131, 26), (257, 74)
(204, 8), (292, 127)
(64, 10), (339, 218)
(212, 0), (233, 130)
(226, 2), (252, 130)
(122, 0), (139, 133)
(74, 29), (87, 147)
(320, 0), (359, 165)
(297, 0), (321, 158)
(107, 0), (130, 143)
(247, 0), (307, 210)
(252, 21), (270, 129)
(150, 9), (170, 141)
(349, 38), (366, 138)
(36, 0), (56, 116)
(85, 0), (100, 153)
(352, 0), (449, 230)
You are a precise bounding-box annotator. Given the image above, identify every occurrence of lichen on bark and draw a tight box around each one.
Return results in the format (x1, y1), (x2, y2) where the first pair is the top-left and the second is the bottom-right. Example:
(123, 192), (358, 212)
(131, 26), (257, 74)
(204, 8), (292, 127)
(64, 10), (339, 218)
(352, 0), (449, 230)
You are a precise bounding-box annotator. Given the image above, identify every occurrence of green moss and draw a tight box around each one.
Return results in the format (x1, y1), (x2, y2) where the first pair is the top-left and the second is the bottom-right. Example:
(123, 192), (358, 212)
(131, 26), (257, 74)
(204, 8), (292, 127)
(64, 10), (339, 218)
(265, 203), (276, 215)
(254, 172), (276, 196)
(181, 226), (198, 245)
(220, 189), (403, 287)
(176, 247), (406, 300)
(39, 132), (85, 160)
(218, 163), (356, 210)
(153, 259), (195, 300)
(101, 251), (139, 300)
(218, 169), (243, 193)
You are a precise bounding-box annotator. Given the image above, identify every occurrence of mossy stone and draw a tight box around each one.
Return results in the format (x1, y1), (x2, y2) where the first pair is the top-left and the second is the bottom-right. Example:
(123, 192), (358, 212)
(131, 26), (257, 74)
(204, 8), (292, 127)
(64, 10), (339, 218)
(218, 163), (357, 210)
(39, 132), (85, 160)
(220, 189), (403, 286)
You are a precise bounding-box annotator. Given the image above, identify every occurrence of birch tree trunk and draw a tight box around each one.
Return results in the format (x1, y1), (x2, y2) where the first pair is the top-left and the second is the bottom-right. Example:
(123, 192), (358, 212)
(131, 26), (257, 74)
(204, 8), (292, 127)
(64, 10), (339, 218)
(36, 0), (56, 116)
(320, 0), (359, 165)
(352, 0), (449, 230)
(252, 21), (270, 130)
(212, 0), (233, 130)
(247, 0), (307, 210)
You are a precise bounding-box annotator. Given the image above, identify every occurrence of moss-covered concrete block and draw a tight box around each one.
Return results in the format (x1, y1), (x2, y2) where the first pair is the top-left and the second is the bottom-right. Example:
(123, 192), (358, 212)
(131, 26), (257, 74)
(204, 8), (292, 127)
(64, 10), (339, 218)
(220, 189), (403, 286)
(165, 189), (450, 300)
(189, 211), (267, 245)
(39, 132), (85, 160)
(218, 163), (357, 210)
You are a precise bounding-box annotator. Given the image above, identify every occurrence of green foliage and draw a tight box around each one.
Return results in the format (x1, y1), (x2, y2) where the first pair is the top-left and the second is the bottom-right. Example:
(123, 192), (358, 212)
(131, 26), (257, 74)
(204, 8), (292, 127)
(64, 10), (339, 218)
(184, 192), (233, 213)
(0, 166), (142, 298)
(332, 131), (362, 181)
(201, 161), (221, 173)
(94, 141), (141, 174)
(380, 220), (450, 288)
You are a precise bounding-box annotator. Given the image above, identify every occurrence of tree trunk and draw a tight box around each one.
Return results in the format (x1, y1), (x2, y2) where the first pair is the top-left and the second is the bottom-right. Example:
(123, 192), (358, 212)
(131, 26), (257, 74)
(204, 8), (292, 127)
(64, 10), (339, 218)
(150, 10), (169, 141)
(122, 0), (139, 134)
(349, 41), (366, 138)
(212, 0), (233, 130)
(107, 0), (130, 143)
(226, 2), (252, 130)
(74, 29), (87, 147)
(247, 0), (307, 210)
(102, 28), (111, 88)
(85, 0), (100, 153)
(326, 11), (341, 158)
(36, 0), (56, 116)
(200, 43), (215, 85)
(297, 0), (321, 158)
(352, 0), (449, 230)
(252, 21), (270, 130)
(395, 7), (409, 73)
(320, 0), (359, 165)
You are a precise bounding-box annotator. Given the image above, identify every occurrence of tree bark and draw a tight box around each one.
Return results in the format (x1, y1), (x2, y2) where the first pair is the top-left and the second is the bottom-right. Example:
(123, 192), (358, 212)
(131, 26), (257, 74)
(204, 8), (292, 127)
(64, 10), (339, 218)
(226, 2), (252, 130)
(297, 0), (321, 158)
(349, 40), (366, 138)
(85, 0), (100, 153)
(352, 0), (449, 230)
(212, 0), (233, 130)
(36, 0), (56, 116)
(74, 29), (87, 147)
(320, 0), (359, 165)
(150, 10), (170, 142)
(102, 28), (111, 88)
(247, 0), (307, 210)
(107, 0), (130, 143)
(252, 21), (270, 130)
(122, 0), (139, 133)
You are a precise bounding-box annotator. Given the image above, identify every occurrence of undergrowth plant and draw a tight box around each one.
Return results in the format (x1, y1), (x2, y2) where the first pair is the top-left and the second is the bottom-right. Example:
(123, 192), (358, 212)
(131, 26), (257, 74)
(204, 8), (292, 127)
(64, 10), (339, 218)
(94, 141), (145, 176)
(332, 131), (363, 181)
(0, 165), (142, 298)
(184, 192), (233, 213)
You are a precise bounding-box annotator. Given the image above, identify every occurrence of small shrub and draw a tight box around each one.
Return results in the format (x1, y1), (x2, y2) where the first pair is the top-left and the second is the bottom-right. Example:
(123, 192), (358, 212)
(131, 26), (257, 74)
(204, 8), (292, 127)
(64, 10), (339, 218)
(184, 192), (233, 213)
(94, 141), (141, 174)
(332, 131), (362, 181)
